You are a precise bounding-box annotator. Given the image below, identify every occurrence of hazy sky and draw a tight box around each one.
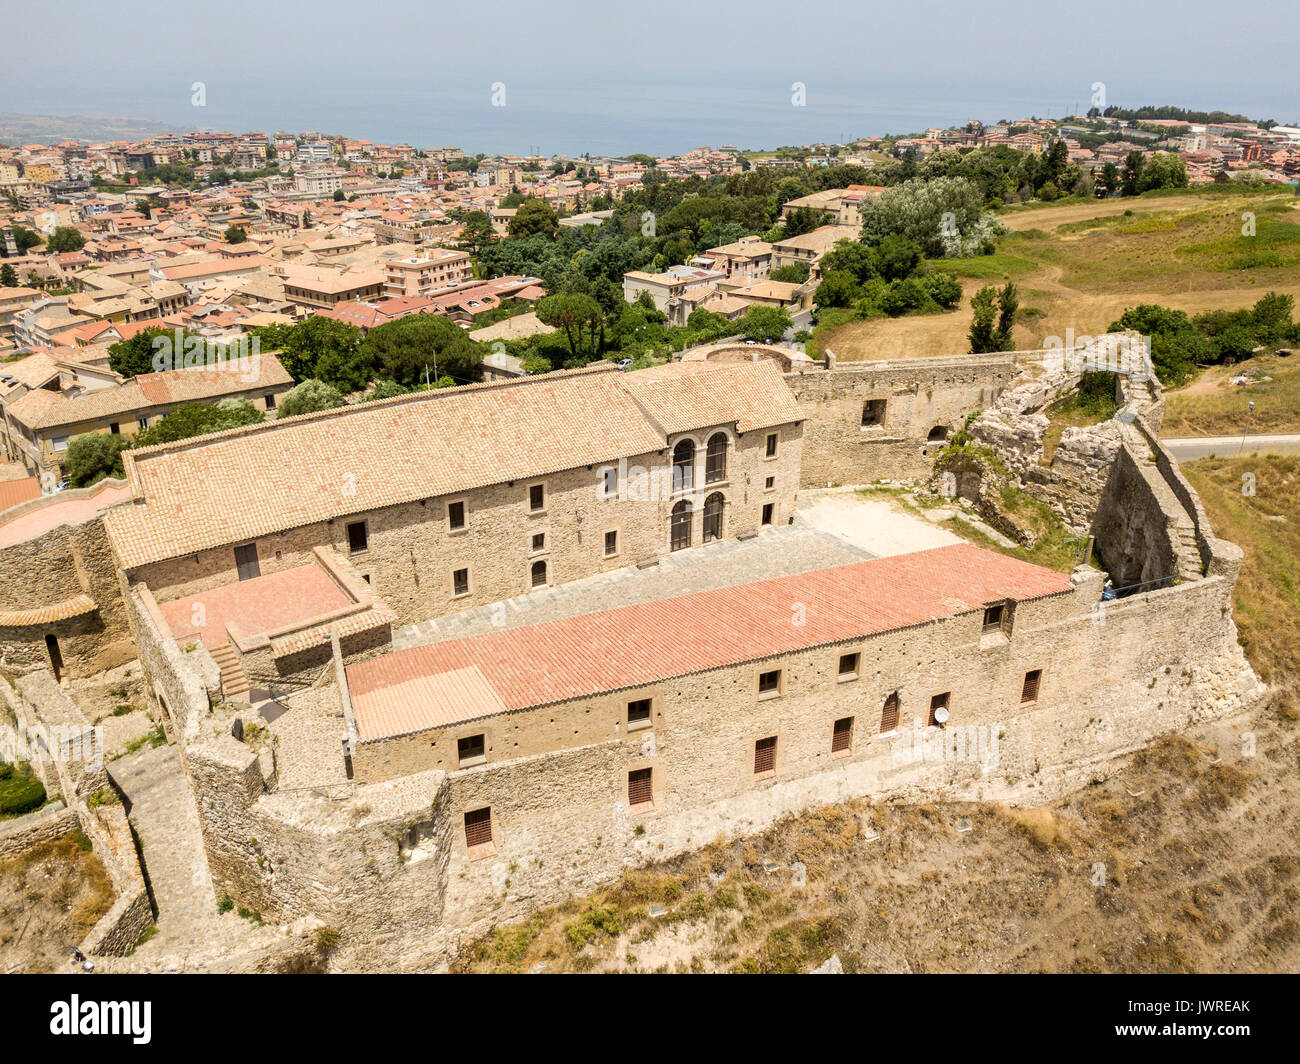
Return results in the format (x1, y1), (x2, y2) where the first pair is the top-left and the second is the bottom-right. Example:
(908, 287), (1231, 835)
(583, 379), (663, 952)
(2, 1), (1296, 154)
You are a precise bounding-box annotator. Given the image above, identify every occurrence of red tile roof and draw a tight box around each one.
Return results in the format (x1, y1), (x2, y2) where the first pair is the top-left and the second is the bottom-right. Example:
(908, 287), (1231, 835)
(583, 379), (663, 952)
(347, 543), (1075, 741)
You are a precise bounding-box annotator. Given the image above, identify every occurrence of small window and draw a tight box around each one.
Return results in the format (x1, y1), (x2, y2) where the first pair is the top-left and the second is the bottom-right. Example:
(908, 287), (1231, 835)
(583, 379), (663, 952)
(628, 767), (653, 809)
(765, 432), (778, 458)
(881, 692), (900, 733)
(51, 435), (69, 452)
(627, 698), (651, 725)
(604, 529), (618, 557)
(929, 692), (950, 727)
(764, 475), (775, 490)
(137, 417), (149, 430)
(265, 393), (276, 410)
(861, 399), (887, 427)
(529, 483), (545, 511)
(452, 567), (470, 596)
(457, 733), (485, 766)
(448, 500), (466, 530)
(832, 716), (854, 754)
(757, 669), (782, 699)
(754, 736), (777, 775)
(838, 652), (860, 680)
(761, 503), (774, 526)
(530, 559), (547, 588)
(1021, 669), (1042, 705)
(346, 520), (368, 554)
(464, 807), (492, 849)
(601, 466), (618, 497)
(109, 422), (120, 434)
(531, 532), (545, 552)
(982, 603), (1004, 631)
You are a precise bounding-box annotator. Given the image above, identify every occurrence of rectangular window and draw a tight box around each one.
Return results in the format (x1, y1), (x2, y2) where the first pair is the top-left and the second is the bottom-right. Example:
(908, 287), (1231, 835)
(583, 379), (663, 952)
(1021, 669), (1042, 705)
(51, 436), (69, 452)
(757, 669), (782, 699)
(137, 417), (149, 430)
(452, 567), (470, 596)
(832, 716), (854, 754)
(448, 500), (466, 530)
(765, 432), (778, 458)
(531, 532), (546, 552)
(881, 692), (900, 733)
(764, 475), (775, 490)
(861, 398), (887, 427)
(265, 393), (276, 410)
(982, 604), (1005, 631)
(601, 466), (618, 497)
(464, 807), (492, 848)
(628, 767), (653, 809)
(838, 652), (860, 680)
(754, 736), (777, 775)
(761, 503), (774, 526)
(108, 422), (120, 434)
(627, 698), (651, 725)
(529, 483), (545, 511)
(604, 529), (618, 557)
(346, 520), (368, 554)
(929, 692), (950, 727)
(457, 733), (485, 766)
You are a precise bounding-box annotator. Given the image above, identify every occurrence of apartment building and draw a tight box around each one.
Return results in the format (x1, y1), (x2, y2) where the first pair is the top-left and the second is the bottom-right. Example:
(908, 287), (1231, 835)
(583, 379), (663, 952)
(383, 251), (473, 298)
(622, 265), (727, 326)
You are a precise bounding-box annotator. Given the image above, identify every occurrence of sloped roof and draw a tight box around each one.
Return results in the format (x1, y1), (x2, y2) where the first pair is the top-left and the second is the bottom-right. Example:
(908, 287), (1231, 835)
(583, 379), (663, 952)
(347, 543), (1075, 741)
(104, 361), (802, 570)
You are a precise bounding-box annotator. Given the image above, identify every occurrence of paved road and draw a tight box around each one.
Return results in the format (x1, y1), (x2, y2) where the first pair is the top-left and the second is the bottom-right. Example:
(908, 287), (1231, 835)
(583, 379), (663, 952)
(1163, 434), (1300, 461)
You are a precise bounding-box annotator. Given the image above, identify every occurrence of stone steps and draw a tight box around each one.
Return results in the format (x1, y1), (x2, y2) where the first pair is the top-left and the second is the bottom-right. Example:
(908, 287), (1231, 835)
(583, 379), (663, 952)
(209, 641), (249, 700)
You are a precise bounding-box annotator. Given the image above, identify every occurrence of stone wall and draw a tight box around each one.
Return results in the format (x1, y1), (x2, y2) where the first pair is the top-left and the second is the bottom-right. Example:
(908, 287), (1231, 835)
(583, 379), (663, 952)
(785, 353), (1019, 486)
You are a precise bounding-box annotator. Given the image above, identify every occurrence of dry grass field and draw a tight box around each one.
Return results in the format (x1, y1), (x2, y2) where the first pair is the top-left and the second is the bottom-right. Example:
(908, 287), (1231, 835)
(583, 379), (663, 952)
(819, 188), (1300, 363)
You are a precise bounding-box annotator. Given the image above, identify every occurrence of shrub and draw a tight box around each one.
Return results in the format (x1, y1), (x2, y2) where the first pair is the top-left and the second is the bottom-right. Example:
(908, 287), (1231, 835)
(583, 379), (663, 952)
(276, 379), (345, 419)
(0, 765), (46, 816)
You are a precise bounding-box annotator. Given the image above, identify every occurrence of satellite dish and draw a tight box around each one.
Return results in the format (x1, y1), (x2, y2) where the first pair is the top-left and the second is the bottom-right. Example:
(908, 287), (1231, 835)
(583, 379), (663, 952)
(933, 706), (950, 725)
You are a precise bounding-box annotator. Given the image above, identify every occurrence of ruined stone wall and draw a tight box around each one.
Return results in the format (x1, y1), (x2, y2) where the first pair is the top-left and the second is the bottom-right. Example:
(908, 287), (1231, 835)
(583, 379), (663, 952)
(0, 508), (134, 678)
(785, 354), (1019, 487)
(125, 423), (803, 628)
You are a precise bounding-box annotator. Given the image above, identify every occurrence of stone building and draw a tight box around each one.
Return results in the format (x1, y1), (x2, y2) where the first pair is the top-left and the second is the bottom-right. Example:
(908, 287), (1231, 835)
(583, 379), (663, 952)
(104, 360), (804, 633)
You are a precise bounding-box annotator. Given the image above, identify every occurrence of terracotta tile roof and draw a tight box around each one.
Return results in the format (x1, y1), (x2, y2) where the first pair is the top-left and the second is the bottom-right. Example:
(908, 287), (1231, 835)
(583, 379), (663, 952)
(0, 594), (98, 628)
(104, 361), (801, 570)
(347, 543), (1075, 741)
(0, 476), (42, 514)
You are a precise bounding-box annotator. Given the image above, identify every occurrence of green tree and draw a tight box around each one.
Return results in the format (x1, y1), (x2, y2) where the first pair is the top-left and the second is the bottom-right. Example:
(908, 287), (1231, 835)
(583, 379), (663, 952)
(10, 226), (42, 253)
(1137, 152), (1188, 192)
(277, 379), (346, 418)
(107, 326), (204, 378)
(919, 271), (963, 309)
(968, 286), (1001, 353)
(64, 433), (130, 487)
(46, 226), (86, 254)
(253, 317), (364, 386)
(224, 225), (247, 244)
(737, 305), (792, 343)
(457, 210), (497, 257)
(995, 281), (1019, 347)
(536, 292), (605, 363)
(814, 269), (860, 309)
(133, 399), (264, 447)
(333, 189), (346, 201)
(360, 313), (485, 387)
(769, 262), (811, 284)
(0, 263), (17, 287)
(508, 197), (559, 239)
(1121, 151), (1145, 196)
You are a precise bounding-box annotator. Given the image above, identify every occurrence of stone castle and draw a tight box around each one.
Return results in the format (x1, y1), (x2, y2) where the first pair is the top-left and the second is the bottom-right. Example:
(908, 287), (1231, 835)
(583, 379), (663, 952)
(0, 338), (1264, 967)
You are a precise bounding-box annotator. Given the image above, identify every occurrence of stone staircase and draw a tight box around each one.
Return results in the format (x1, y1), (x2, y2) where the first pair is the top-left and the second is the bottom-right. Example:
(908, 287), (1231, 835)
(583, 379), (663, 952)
(209, 640), (249, 701)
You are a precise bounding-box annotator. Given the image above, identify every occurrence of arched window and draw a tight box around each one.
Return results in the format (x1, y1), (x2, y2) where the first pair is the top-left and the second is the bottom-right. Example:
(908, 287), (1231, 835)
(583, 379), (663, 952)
(670, 500), (692, 551)
(705, 432), (727, 484)
(530, 559), (547, 588)
(703, 492), (725, 542)
(672, 438), (695, 493)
